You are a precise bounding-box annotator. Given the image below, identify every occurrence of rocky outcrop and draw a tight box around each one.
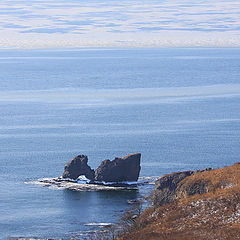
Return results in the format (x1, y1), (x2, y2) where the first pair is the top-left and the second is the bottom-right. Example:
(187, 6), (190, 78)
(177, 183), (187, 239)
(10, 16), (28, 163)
(120, 162), (240, 240)
(95, 153), (141, 182)
(62, 153), (141, 182)
(153, 168), (212, 206)
(62, 155), (95, 180)
(153, 171), (195, 206)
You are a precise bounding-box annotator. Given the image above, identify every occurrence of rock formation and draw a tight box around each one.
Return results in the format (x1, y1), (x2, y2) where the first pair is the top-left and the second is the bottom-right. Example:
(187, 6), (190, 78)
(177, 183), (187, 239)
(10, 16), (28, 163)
(95, 153), (141, 182)
(153, 168), (212, 206)
(62, 155), (95, 181)
(62, 153), (141, 182)
(153, 170), (195, 206)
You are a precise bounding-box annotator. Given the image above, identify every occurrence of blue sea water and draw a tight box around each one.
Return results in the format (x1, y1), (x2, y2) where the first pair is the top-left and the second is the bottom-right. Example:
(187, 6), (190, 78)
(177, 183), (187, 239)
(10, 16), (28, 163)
(0, 48), (240, 239)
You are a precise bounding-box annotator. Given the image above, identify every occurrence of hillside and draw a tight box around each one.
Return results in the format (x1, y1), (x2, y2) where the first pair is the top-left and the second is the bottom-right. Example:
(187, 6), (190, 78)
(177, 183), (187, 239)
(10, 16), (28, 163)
(120, 162), (240, 240)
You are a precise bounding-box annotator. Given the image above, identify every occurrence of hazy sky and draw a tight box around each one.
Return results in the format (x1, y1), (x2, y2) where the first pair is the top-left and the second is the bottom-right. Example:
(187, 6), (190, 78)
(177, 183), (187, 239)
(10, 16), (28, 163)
(0, 0), (240, 48)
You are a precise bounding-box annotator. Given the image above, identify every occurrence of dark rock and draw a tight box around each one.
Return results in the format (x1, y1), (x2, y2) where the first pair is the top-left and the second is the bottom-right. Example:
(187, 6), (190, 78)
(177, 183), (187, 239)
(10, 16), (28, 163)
(62, 155), (95, 180)
(94, 153), (141, 182)
(205, 167), (212, 171)
(175, 178), (214, 199)
(153, 168), (214, 206)
(184, 179), (209, 196)
(152, 171), (195, 206)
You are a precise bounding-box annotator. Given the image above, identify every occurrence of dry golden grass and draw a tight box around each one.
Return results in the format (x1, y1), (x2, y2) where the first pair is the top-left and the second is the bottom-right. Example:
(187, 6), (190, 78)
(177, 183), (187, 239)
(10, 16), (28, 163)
(122, 153), (140, 159)
(119, 162), (240, 240)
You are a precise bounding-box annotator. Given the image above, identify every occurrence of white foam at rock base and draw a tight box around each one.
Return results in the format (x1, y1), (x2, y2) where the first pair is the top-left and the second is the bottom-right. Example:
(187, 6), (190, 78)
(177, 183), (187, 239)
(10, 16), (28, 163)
(25, 176), (157, 191)
(84, 222), (112, 227)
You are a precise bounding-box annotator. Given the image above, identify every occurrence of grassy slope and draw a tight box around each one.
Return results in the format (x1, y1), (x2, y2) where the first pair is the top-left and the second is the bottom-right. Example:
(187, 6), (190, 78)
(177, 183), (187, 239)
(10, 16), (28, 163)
(120, 162), (240, 240)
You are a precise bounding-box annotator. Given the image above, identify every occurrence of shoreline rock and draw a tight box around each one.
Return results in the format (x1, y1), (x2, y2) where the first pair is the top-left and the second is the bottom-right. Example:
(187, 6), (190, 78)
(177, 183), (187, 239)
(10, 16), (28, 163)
(152, 168), (212, 206)
(152, 170), (195, 206)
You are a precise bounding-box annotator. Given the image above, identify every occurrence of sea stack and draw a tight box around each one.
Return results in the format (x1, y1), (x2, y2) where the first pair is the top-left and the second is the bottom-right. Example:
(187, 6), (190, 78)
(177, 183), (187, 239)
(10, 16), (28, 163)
(62, 153), (141, 182)
(94, 153), (141, 182)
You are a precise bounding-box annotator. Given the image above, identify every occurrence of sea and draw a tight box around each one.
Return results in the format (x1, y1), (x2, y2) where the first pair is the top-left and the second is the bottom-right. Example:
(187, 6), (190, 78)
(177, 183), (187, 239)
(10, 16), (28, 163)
(0, 48), (240, 239)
